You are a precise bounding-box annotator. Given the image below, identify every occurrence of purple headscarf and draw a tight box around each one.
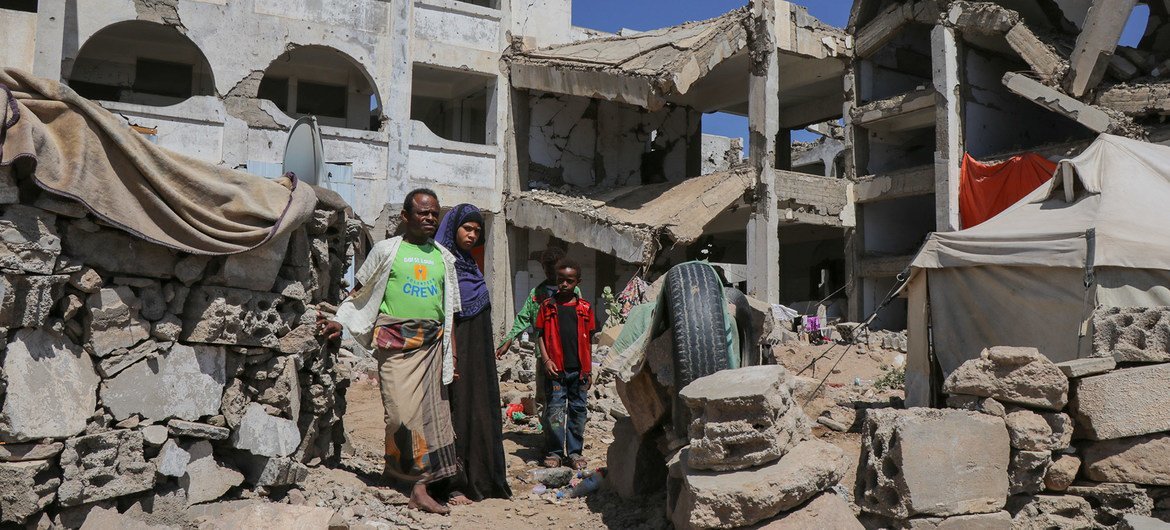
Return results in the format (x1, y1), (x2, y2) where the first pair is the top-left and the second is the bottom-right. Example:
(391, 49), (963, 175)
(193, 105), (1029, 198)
(436, 204), (489, 319)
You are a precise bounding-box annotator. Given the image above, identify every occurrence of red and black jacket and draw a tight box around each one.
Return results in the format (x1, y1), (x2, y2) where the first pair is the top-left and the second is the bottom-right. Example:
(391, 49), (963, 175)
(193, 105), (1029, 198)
(534, 296), (596, 375)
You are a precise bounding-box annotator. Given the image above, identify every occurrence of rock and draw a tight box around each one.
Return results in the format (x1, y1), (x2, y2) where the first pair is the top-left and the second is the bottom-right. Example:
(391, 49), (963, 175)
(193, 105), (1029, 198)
(98, 339), (162, 378)
(86, 286), (150, 357)
(0, 205), (60, 274)
(1072, 363), (1170, 440)
(180, 441), (243, 505)
(142, 425), (169, 447)
(251, 355), (301, 421)
(167, 420), (230, 441)
(155, 440), (191, 478)
(79, 507), (176, 530)
(858, 408), (1009, 519)
(678, 365), (809, 471)
(0, 273), (68, 327)
(69, 267), (103, 293)
(674, 439), (847, 529)
(1082, 432), (1170, 485)
(606, 417), (666, 499)
(151, 314), (183, 342)
(0, 460), (60, 524)
(173, 255), (210, 286)
(1004, 408), (1072, 451)
(278, 324), (319, 356)
(1119, 514), (1170, 530)
(1007, 494), (1095, 530)
(0, 328), (99, 442)
(1055, 357), (1116, 378)
(0, 442), (63, 462)
(238, 455), (308, 487)
(231, 403), (300, 458)
(614, 368), (669, 435)
(754, 492), (863, 529)
(1067, 482), (1154, 528)
(1093, 307), (1170, 362)
(58, 429), (156, 506)
(138, 282), (167, 321)
(529, 466), (574, 488)
(209, 232), (289, 291)
(194, 502), (334, 530)
(817, 415), (849, 432)
(942, 346), (1068, 410)
(946, 395), (1007, 417)
(1043, 454), (1080, 492)
(181, 286), (288, 348)
(901, 511), (1013, 529)
(60, 293), (84, 320)
(64, 224), (177, 278)
(101, 343), (226, 421)
(1009, 450), (1050, 495)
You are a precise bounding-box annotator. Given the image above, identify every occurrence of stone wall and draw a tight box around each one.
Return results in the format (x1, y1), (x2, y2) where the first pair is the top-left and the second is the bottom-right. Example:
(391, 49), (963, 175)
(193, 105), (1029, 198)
(0, 167), (356, 526)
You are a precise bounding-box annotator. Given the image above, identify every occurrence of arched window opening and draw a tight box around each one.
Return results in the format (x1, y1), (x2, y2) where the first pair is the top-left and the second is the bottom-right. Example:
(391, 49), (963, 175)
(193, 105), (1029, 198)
(258, 46), (382, 131)
(68, 21), (215, 106)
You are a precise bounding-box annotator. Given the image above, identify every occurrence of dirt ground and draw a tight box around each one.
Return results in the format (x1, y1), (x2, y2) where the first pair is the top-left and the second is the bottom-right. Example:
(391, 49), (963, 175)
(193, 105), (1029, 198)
(302, 338), (905, 529)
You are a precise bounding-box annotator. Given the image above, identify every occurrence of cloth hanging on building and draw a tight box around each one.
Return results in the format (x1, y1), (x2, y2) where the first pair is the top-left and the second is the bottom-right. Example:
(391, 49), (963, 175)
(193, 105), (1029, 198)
(959, 152), (1056, 229)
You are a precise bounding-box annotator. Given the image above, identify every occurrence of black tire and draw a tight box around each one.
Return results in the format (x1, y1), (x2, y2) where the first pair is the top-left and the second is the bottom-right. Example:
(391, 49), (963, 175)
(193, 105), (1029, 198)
(724, 287), (759, 368)
(665, 262), (732, 389)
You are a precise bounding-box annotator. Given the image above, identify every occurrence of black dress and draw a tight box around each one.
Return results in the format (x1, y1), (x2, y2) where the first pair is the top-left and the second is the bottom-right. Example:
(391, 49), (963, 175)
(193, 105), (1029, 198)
(447, 307), (513, 500)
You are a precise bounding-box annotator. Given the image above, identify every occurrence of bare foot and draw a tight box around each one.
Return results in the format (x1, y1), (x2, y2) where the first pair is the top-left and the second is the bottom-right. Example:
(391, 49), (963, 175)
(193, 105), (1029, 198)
(408, 484), (450, 515)
(448, 493), (474, 506)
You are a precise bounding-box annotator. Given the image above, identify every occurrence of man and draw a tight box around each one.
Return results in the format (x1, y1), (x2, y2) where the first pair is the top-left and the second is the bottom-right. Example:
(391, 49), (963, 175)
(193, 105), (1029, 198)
(318, 188), (461, 514)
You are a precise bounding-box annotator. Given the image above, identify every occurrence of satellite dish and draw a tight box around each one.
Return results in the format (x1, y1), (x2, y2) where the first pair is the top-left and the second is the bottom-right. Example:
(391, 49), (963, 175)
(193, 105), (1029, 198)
(282, 116), (325, 186)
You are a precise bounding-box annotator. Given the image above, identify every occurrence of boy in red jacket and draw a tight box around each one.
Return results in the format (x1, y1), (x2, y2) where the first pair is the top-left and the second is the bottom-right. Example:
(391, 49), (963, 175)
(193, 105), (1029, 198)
(534, 258), (596, 469)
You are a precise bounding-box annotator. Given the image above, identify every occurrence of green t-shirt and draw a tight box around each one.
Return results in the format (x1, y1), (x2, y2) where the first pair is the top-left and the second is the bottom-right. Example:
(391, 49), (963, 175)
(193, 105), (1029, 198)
(379, 242), (446, 321)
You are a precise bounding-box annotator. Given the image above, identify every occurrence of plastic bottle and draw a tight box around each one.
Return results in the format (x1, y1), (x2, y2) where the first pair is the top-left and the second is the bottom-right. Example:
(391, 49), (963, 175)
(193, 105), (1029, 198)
(531, 484), (546, 494)
(569, 473), (603, 497)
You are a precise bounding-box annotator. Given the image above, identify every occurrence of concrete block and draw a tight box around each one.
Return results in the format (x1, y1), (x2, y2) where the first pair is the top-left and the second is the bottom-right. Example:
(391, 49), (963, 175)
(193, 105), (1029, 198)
(943, 346), (1068, 410)
(605, 416), (666, 499)
(58, 430), (156, 506)
(679, 365), (808, 471)
(674, 439), (847, 529)
(154, 440), (191, 478)
(1072, 363), (1170, 440)
(195, 502), (333, 529)
(1067, 482), (1154, 527)
(63, 224), (177, 278)
(1004, 407), (1072, 451)
(167, 419), (230, 441)
(0, 273), (68, 328)
(1007, 494), (1094, 529)
(1083, 432), (1170, 485)
(0, 442), (63, 462)
(902, 511), (1012, 529)
(101, 343), (226, 422)
(615, 368), (668, 435)
(86, 286), (150, 357)
(1094, 307), (1170, 362)
(1119, 514), (1170, 530)
(230, 403), (300, 458)
(181, 286), (288, 348)
(239, 455), (308, 487)
(1043, 454), (1080, 492)
(142, 425), (169, 447)
(209, 231), (289, 291)
(1056, 357), (1116, 378)
(0, 460), (60, 524)
(1009, 450), (1050, 496)
(0, 328), (99, 442)
(859, 408), (1010, 519)
(754, 492), (863, 529)
(0, 205), (60, 274)
(180, 441), (244, 505)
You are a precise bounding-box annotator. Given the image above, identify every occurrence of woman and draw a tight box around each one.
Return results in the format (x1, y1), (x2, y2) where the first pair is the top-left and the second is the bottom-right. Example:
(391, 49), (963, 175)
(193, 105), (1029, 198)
(435, 204), (513, 503)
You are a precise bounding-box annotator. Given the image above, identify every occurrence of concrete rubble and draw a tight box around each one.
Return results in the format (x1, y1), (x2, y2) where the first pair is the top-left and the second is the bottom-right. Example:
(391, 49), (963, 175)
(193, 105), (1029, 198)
(942, 346), (1068, 411)
(0, 176), (354, 525)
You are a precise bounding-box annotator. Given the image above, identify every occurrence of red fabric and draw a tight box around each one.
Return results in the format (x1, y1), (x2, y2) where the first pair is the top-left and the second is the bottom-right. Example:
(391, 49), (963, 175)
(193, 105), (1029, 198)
(471, 245), (485, 272)
(534, 296), (596, 374)
(959, 152), (1057, 229)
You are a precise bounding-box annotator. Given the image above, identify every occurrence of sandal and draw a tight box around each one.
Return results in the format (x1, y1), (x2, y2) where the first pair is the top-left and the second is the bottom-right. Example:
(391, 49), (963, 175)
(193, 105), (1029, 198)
(569, 454), (588, 470)
(543, 454), (562, 468)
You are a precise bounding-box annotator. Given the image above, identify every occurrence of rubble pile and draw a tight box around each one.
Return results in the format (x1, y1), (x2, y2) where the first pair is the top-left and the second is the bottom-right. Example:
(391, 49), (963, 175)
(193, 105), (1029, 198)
(0, 174), (356, 526)
(856, 327), (1170, 529)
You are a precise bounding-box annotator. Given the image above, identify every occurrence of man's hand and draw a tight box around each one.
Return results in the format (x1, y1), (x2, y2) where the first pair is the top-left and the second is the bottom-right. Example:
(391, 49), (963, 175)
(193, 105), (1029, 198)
(494, 339), (513, 360)
(582, 372), (592, 390)
(315, 311), (342, 342)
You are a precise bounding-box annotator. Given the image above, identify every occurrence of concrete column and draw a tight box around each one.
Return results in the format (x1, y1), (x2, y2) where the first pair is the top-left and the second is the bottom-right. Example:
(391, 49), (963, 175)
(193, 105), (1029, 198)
(843, 65), (865, 321)
(487, 0), (516, 341)
(746, 0), (781, 304)
(384, 0), (415, 204)
(931, 25), (963, 232)
(33, 0), (67, 80)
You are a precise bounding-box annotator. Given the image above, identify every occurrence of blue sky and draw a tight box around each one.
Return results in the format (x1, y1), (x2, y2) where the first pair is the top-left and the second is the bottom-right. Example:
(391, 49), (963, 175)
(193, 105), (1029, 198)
(571, 1), (1150, 145)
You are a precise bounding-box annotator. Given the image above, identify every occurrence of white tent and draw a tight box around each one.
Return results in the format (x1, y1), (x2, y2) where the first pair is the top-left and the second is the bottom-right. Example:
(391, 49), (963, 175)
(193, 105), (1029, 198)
(904, 134), (1170, 406)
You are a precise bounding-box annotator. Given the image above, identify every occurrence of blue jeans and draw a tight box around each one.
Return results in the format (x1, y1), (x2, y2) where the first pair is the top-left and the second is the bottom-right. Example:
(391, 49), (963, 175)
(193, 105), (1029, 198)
(543, 371), (588, 458)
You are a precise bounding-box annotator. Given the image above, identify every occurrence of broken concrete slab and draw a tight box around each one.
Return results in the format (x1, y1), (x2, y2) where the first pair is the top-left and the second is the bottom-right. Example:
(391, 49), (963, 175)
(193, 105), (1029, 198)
(1093, 307), (1170, 362)
(674, 439), (848, 529)
(679, 365), (809, 471)
(98, 339), (162, 378)
(901, 511), (1012, 529)
(230, 403), (300, 458)
(86, 286), (151, 357)
(1064, 0), (1138, 97)
(58, 430), (156, 506)
(194, 502), (334, 530)
(180, 441), (243, 505)
(154, 440), (191, 478)
(859, 408), (1010, 519)
(1072, 363), (1170, 440)
(1009, 450), (1050, 496)
(1119, 514), (1170, 530)
(1082, 432), (1170, 485)
(0, 273), (68, 328)
(1096, 83), (1170, 117)
(0, 328), (99, 442)
(181, 286), (288, 348)
(0, 204), (60, 274)
(1043, 454), (1081, 492)
(1004, 23), (1067, 85)
(0, 460), (60, 524)
(753, 492), (863, 529)
(78, 506), (177, 530)
(615, 368), (669, 435)
(1055, 357), (1116, 378)
(63, 224), (177, 278)
(1004, 407), (1072, 451)
(167, 420), (230, 441)
(1007, 494), (1095, 529)
(943, 346), (1068, 411)
(0, 442), (63, 462)
(1066, 482), (1154, 527)
(238, 455), (308, 487)
(606, 416), (666, 499)
(101, 343), (226, 422)
(1003, 72), (1115, 134)
(208, 231), (290, 292)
